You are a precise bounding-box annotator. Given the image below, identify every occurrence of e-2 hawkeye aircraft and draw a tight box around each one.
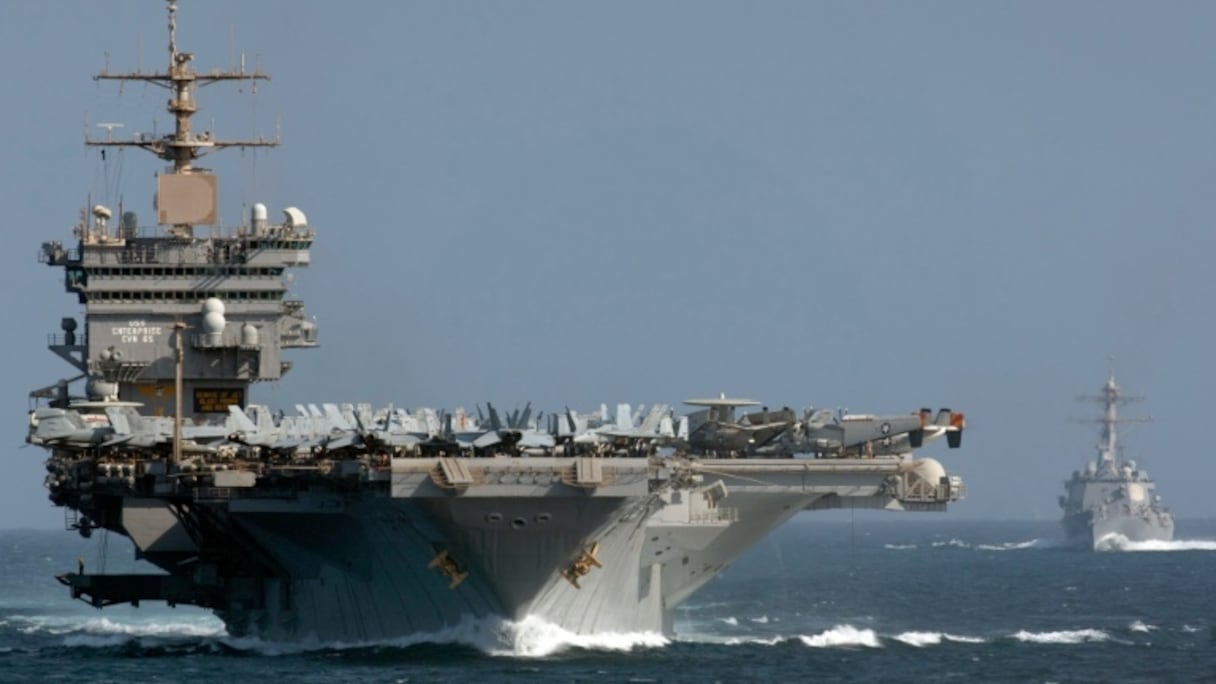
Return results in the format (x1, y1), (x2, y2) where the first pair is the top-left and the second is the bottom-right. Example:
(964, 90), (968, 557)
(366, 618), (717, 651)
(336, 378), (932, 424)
(683, 395), (964, 458)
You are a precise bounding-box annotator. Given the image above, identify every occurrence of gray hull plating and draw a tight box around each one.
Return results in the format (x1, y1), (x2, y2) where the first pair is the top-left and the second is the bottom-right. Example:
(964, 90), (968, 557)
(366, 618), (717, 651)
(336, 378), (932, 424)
(1093, 513), (1174, 547)
(222, 496), (660, 640)
(186, 457), (942, 641)
(1061, 501), (1174, 550)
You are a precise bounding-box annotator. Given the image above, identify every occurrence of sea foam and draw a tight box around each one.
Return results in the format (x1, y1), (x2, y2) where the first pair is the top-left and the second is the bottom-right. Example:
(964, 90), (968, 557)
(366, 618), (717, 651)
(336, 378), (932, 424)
(488, 615), (669, 657)
(893, 631), (986, 646)
(221, 614), (669, 658)
(1011, 629), (1109, 644)
(975, 539), (1041, 551)
(12, 613), (222, 639)
(1097, 535), (1216, 552)
(798, 624), (880, 648)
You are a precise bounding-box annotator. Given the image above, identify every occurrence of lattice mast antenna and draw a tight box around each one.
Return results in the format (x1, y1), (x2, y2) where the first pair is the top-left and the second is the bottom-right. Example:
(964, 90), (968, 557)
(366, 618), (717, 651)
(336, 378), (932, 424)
(85, 0), (279, 235)
(1076, 358), (1150, 468)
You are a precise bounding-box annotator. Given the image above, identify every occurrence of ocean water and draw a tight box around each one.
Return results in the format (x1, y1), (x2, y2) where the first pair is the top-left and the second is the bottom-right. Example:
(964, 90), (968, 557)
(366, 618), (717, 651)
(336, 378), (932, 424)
(2, 517), (1214, 683)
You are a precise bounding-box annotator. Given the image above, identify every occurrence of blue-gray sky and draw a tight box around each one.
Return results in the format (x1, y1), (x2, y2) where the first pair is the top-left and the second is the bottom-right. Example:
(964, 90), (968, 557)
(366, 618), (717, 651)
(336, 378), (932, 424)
(3, 1), (1215, 528)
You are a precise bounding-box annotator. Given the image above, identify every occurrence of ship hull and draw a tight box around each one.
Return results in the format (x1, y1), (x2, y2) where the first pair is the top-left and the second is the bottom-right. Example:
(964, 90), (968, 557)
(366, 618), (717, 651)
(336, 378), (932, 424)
(217, 492), (855, 640)
(1061, 510), (1174, 550)
(218, 495), (663, 640)
(125, 456), (944, 642)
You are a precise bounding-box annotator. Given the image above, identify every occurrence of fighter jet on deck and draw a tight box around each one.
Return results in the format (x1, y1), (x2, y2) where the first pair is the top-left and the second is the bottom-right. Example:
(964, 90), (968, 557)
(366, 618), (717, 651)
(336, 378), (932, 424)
(445, 402), (555, 455)
(28, 403), (229, 453)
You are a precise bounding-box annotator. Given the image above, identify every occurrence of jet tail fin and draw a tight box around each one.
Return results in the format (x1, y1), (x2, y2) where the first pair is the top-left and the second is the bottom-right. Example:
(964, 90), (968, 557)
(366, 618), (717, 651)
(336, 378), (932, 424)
(640, 404), (667, 435)
(323, 403), (352, 431)
(227, 405), (257, 433)
(615, 403), (632, 431)
(104, 406), (133, 435)
(29, 408), (82, 443)
(947, 411), (965, 448)
(659, 414), (674, 439)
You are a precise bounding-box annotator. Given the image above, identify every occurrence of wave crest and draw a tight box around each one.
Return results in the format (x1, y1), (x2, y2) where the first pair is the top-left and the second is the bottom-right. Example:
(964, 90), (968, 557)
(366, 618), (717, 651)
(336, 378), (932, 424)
(928, 538), (1042, 551)
(493, 615), (668, 657)
(1011, 629), (1109, 644)
(221, 615), (668, 658)
(799, 624), (880, 648)
(12, 614), (222, 639)
(1097, 534), (1216, 552)
(13, 612), (664, 658)
(975, 539), (1041, 551)
(894, 631), (986, 646)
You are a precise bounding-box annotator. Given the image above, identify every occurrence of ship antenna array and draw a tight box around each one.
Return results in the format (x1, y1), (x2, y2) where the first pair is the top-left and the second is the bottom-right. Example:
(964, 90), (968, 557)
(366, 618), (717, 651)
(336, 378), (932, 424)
(85, 0), (279, 175)
(1075, 364), (1150, 466)
(95, 122), (124, 142)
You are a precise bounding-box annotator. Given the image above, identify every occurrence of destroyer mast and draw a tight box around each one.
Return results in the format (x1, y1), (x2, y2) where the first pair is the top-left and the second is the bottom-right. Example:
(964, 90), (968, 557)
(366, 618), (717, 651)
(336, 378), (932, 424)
(1084, 368), (1149, 477)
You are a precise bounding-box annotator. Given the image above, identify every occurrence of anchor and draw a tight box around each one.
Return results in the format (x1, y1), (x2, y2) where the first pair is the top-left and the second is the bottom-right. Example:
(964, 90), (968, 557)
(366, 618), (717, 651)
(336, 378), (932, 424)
(427, 549), (469, 589)
(561, 541), (602, 589)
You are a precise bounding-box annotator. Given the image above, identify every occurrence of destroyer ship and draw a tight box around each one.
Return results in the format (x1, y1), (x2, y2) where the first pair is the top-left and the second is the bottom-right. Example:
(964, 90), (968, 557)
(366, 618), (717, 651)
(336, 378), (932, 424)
(1060, 371), (1173, 549)
(27, 2), (966, 642)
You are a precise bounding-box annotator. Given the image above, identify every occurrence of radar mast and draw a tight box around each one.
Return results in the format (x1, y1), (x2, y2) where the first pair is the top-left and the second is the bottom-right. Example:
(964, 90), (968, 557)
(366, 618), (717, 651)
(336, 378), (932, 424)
(86, 0), (278, 238)
(1077, 359), (1149, 473)
(36, 0), (317, 419)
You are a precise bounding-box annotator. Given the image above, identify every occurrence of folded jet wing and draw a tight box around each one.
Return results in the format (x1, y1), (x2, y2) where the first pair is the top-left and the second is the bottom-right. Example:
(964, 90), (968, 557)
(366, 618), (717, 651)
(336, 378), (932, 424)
(27, 407), (108, 447)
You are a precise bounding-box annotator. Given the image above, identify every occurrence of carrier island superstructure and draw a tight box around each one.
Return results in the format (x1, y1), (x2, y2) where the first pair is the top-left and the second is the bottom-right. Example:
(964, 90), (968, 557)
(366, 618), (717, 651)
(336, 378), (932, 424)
(27, 2), (967, 642)
(1060, 371), (1173, 548)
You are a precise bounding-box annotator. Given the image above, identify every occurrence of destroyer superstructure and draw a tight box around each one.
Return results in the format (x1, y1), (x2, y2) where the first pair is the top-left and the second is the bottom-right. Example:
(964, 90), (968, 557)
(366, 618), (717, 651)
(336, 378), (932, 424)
(1059, 371), (1173, 548)
(28, 3), (967, 642)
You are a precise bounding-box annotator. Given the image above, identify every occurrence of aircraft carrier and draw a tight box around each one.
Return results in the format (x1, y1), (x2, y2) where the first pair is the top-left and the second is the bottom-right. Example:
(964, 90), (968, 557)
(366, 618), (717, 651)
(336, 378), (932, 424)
(1059, 371), (1173, 549)
(27, 2), (966, 642)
